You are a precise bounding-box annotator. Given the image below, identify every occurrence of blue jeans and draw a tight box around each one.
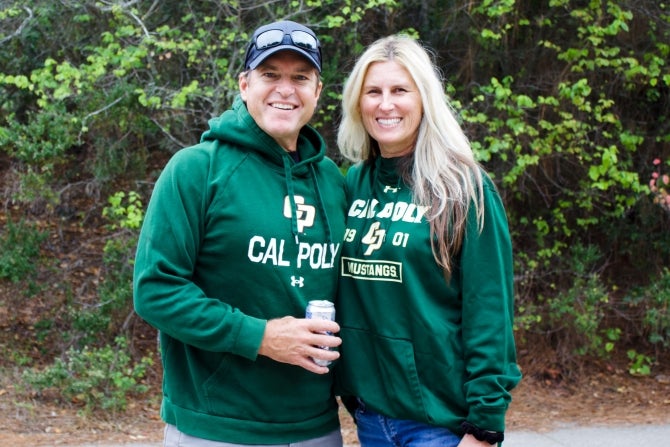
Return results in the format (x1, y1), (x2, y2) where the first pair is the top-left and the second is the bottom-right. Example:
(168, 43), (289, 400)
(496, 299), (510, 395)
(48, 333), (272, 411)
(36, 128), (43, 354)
(355, 402), (460, 447)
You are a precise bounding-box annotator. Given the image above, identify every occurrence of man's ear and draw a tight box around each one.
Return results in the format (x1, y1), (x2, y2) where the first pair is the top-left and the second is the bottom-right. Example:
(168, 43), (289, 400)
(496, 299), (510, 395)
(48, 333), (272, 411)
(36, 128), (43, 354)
(315, 79), (323, 100)
(239, 72), (249, 101)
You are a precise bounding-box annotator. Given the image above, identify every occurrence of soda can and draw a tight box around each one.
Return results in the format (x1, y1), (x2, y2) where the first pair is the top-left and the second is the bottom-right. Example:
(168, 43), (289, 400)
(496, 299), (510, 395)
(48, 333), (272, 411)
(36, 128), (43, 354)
(305, 300), (336, 366)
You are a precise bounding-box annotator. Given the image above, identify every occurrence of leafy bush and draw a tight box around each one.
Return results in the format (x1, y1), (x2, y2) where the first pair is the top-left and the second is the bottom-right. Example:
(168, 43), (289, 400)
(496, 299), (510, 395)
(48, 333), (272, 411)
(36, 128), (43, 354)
(22, 336), (153, 414)
(624, 268), (670, 350)
(543, 273), (616, 360)
(1, 0), (669, 375)
(627, 349), (653, 376)
(98, 191), (144, 330)
(0, 218), (46, 283)
(66, 191), (145, 348)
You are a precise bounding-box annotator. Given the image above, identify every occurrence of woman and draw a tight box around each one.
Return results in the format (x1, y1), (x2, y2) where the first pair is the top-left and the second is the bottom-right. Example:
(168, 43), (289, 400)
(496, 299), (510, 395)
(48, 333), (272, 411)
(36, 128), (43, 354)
(335, 35), (521, 447)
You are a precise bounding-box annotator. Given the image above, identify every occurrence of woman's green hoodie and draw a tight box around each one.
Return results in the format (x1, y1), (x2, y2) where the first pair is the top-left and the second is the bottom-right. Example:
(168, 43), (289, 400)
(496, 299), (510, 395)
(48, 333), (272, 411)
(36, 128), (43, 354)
(133, 96), (346, 444)
(336, 157), (521, 435)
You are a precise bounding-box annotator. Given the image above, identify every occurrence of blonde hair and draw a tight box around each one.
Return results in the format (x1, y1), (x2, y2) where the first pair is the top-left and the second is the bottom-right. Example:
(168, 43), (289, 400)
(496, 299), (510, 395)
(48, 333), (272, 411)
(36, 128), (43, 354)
(337, 35), (484, 273)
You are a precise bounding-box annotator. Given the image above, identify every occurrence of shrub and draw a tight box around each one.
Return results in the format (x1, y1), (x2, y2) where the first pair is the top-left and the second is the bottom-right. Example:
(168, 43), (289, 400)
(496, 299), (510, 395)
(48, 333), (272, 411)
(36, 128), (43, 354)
(0, 218), (46, 283)
(22, 336), (153, 414)
(624, 268), (670, 350)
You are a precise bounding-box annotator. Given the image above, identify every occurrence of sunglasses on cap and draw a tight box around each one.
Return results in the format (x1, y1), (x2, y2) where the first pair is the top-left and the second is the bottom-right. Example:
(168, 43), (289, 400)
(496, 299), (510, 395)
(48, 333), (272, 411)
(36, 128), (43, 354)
(245, 21), (322, 72)
(253, 29), (320, 52)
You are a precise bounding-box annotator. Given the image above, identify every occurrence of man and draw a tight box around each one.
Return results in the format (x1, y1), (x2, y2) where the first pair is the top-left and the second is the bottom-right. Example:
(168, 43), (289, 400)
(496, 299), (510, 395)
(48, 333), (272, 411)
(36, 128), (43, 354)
(133, 20), (346, 446)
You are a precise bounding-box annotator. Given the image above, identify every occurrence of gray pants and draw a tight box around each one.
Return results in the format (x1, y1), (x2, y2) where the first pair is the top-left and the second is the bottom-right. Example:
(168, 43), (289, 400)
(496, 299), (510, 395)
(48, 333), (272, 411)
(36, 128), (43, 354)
(164, 424), (343, 447)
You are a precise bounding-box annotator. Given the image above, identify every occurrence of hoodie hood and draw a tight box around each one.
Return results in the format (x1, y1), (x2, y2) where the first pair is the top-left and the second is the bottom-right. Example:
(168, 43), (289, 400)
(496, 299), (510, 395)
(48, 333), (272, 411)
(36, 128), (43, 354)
(200, 95), (333, 244)
(200, 95), (326, 176)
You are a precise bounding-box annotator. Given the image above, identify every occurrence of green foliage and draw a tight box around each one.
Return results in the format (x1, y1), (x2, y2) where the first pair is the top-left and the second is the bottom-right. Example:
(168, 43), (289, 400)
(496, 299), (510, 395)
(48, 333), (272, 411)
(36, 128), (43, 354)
(533, 244), (621, 361)
(627, 349), (653, 376)
(544, 274), (613, 358)
(0, 104), (77, 169)
(0, 219), (46, 283)
(94, 191), (144, 340)
(67, 304), (112, 349)
(102, 191), (144, 230)
(624, 268), (670, 349)
(456, 0), (669, 367)
(53, 191), (146, 349)
(1, 0), (668, 378)
(22, 336), (153, 414)
(0, 102), (78, 207)
(463, 64), (646, 262)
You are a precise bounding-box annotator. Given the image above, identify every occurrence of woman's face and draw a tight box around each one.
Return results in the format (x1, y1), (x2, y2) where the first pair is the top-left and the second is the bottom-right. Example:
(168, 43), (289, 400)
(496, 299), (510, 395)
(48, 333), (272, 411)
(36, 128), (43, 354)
(359, 60), (423, 158)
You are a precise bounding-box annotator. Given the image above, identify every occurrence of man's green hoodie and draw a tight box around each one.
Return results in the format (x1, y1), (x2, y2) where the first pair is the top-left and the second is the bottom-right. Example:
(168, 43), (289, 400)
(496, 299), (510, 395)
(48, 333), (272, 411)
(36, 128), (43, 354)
(133, 96), (346, 443)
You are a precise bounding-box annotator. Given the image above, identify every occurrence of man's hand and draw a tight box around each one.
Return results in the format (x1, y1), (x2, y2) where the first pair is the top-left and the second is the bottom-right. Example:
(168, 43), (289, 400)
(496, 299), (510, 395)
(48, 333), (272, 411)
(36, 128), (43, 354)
(258, 316), (342, 374)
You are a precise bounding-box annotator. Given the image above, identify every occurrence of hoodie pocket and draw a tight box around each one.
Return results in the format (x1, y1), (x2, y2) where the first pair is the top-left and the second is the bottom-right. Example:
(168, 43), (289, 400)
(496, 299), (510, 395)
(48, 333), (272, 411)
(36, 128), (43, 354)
(202, 353), (333, 422)
(338, 327), (429, 422)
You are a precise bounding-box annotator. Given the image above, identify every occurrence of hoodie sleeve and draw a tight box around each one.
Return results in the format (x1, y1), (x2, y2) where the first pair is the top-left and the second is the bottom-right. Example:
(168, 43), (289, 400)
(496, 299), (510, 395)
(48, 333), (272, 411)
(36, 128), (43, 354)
(133, 146), (266, 360)
(459, 176), (522, 432)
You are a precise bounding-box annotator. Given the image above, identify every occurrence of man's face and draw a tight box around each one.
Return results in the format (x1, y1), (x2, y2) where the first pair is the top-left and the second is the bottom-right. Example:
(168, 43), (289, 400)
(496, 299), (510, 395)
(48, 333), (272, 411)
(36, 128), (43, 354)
(239, 51), (322, 151)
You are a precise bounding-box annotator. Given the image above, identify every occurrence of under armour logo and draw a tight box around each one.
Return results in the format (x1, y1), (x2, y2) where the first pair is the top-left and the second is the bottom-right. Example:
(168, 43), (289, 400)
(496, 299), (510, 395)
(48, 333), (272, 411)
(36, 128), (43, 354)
(383, 185), (400, 193)
(284, 195), (316, 233)
(361, 221), (385, 255)
(291, 276), (305, 287)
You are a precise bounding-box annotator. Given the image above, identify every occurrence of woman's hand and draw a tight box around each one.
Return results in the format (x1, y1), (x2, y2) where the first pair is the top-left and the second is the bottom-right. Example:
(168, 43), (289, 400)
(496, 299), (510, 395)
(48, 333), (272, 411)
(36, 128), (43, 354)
(457, 433), (496, 447)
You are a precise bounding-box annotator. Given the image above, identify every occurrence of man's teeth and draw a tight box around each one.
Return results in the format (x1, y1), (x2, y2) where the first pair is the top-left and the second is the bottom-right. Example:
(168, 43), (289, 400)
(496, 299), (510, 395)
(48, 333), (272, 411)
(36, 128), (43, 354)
(272, 103), (295, 110)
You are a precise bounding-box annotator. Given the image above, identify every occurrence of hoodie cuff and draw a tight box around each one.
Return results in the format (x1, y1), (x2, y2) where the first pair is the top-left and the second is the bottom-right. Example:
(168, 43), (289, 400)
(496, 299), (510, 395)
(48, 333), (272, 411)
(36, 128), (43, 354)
(234, 316), (267, 361)
(461, 421), (504, 444)
(466, 406), (507, 433)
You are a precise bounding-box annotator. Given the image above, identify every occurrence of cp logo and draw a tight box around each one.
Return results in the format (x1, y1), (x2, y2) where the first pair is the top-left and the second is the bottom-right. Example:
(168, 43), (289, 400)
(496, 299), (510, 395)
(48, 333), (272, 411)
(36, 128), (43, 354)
(284, 195), (316, 233)
(361, 221), (385, 255)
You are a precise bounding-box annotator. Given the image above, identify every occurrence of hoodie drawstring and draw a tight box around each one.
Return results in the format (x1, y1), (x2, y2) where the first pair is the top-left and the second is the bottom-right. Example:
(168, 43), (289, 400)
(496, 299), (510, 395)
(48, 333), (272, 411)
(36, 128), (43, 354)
(282, 156), (334, 246)
(282, 157), (301, 244)
(310, 164), (334, 245)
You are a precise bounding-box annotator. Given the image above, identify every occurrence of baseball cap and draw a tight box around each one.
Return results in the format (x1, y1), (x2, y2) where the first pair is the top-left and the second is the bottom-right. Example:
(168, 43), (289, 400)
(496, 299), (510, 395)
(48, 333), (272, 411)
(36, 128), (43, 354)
(244, 20), (322, 72)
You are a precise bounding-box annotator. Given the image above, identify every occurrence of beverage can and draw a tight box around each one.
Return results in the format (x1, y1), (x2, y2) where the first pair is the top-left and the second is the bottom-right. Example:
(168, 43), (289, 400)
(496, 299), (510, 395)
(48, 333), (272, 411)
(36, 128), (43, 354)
(305, 300), (336, 366)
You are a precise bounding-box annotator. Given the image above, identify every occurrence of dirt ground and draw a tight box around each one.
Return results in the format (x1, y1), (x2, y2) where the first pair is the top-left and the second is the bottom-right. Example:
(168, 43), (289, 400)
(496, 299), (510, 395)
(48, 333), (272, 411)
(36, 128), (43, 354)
(1, 361), (669, 446)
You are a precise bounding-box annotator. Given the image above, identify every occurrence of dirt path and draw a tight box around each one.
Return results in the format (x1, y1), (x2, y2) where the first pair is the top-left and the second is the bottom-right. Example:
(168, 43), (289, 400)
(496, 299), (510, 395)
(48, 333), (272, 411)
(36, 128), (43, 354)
(2, 372), (670, 446)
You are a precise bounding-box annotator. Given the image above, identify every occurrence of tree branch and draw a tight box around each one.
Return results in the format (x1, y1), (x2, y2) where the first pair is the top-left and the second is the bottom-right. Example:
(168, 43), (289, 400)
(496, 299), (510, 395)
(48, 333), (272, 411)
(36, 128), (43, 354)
(0, 7), (33, 45)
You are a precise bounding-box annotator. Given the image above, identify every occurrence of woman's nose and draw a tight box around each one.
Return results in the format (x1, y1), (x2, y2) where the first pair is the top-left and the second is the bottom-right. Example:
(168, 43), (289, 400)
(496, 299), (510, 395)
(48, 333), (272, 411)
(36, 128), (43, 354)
(380, 93), (394, 110)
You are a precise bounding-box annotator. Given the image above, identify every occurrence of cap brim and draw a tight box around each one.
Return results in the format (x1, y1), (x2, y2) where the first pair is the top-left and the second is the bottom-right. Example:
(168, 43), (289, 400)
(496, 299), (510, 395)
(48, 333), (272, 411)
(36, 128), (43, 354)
(247, 45), (321, 72)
